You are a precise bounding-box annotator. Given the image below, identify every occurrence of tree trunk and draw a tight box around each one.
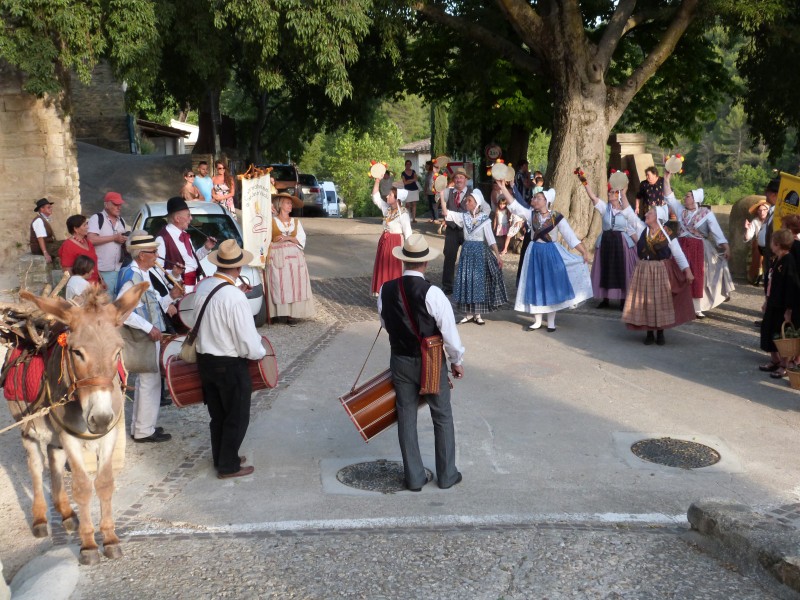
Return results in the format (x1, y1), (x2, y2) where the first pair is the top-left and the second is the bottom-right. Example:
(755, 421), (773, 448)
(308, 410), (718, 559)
(193, 89), (220, 156)
(249, 92), (269, 164)
(506, 123), (530, 167)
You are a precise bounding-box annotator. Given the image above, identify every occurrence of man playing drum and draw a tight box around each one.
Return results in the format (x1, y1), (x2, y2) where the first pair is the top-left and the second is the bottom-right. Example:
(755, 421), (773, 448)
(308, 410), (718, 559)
(377, 233), (465, 491)
(194, 240), (266, 479)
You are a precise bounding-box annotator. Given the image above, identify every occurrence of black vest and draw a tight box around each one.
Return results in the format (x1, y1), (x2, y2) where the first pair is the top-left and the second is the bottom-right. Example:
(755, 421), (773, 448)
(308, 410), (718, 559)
(381, 276), (440, 357)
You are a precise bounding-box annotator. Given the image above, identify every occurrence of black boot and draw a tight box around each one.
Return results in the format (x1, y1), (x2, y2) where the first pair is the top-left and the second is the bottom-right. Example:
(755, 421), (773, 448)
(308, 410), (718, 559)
(597, 299), (609, 309)
(644, 331), (655, 345)
(656, 330), (665, 345)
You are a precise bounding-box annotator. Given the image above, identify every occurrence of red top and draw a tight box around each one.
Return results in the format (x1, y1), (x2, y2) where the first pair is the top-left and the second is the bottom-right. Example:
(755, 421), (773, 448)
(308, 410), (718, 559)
(58, 238), (101, 284)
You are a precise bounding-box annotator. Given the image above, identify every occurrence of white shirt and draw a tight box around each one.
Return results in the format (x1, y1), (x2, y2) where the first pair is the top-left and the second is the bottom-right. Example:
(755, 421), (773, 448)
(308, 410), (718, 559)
(621, 206), (690, 270)
(117, 264), (172, 332)
(273, 218), (307, 249)
(372, 192), (412, 238)
(193, 275), (266, 360)
(31, 214), (51, 238)
(445, 212), (497, 245)
(156, 223), (211, 273)
(506, 199), (581, 247)
(87, 210), (127, 271)
(65, 276), (90, 301)
(377, 270), (465, 366)
(665, 193), (727, 245)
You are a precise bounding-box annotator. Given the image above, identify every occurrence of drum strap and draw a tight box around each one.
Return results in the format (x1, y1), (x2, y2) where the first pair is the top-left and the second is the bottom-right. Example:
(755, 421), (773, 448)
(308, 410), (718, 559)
(349, 327), (383, 394)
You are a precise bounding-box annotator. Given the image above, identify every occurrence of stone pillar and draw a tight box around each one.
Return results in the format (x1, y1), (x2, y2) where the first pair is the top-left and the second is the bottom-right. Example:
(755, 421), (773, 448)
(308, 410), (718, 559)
(608, 133), (654, 207)
(0, 62), (81, 289)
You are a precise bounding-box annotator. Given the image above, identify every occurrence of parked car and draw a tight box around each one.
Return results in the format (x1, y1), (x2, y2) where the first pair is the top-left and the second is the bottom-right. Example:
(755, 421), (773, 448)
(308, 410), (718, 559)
(298, 173), (326, 216)
(321, 181), (342, 217)
(131, 201), (267, 326)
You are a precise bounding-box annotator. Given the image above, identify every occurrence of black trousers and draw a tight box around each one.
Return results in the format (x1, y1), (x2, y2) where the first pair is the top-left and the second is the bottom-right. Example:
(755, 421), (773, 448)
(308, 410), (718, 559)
(197, 353), (252, 474)
(442, 226), (464, 294)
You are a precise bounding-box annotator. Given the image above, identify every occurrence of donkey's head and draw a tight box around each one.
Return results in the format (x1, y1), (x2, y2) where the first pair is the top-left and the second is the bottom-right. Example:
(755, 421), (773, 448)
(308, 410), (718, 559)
(21, 282), (148, 434)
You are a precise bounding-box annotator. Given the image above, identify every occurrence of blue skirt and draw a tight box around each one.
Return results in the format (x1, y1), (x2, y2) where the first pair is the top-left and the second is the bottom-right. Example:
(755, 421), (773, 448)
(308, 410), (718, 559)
(453, 241), (507, 313)
(522, 242), (574, 307)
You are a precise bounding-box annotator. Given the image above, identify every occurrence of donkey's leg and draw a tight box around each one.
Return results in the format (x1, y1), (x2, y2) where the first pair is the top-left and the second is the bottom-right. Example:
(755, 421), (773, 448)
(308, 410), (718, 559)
(95, 431), (122, 559)
(61, 436), (100, 565)
(21, 433), (49, 538)
(47, 444), (77, 533)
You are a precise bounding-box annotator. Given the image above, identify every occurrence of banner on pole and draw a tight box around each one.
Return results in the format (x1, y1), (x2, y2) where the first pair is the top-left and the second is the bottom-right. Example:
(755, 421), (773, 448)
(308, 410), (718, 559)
(239, 172), (272, 267)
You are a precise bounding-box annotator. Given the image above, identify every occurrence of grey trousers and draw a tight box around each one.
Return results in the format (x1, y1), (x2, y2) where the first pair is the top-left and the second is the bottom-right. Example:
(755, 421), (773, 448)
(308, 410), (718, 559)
(390, 353), (459, 488)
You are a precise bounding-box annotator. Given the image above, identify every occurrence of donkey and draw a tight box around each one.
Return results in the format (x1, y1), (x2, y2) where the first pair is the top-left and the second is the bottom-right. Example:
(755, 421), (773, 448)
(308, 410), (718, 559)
(10, 282), (148, 565)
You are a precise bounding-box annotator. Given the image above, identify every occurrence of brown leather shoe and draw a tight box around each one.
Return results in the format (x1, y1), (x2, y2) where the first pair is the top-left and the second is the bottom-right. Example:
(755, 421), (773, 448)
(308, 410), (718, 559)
(217, 465), (255, 479)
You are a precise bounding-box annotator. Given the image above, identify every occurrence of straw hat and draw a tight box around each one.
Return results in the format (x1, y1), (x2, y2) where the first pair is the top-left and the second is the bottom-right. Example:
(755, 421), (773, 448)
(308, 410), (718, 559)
(749, 198), (769, 215)
(208, 239), (253, 269)
(273, 193), (303, 209)
(126, 232), (159, 251)
(391, 233), (441, 263)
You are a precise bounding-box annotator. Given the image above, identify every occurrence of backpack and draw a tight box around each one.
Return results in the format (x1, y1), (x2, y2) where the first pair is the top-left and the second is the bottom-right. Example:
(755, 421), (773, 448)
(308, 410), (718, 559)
(95, 212), (132, 267)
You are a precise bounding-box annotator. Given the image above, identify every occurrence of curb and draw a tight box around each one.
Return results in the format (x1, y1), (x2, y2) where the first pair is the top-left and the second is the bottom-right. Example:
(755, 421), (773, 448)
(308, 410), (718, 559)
(688, 500), (800, 598)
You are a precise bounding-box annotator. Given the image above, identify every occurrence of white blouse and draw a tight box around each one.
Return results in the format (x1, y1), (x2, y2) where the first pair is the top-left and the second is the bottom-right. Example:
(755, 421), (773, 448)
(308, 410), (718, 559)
(372, 192), (412, 238)
(621, 206), (690, 270)
(665, 193), (727, 245)
(506, 199), (581, 248)
(274, 218), (307, 250)
(445, 212), (497, 246)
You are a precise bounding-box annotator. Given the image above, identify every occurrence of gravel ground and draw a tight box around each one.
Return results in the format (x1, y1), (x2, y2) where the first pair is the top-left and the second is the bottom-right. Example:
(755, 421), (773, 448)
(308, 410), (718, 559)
(70, 525), (777, 599)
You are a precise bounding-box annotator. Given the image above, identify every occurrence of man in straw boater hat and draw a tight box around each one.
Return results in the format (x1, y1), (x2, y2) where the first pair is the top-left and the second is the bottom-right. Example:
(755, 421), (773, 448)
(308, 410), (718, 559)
(194, 239), (266, 479)
(30, 197), (61, 264)
(117, 231), (181, 442)
(156, 196), (216, 292)
(377, 233), (465, 491)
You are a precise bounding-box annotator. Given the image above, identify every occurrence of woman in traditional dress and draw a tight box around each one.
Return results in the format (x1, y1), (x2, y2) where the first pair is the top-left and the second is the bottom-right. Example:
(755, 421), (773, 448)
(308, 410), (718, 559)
(581, 177), (638, 309)
(664, 171), (734, 318)
(498, 182), (592, 332)
(370, 176), (412, 296)
(619, 195), (695, 345)
(59, 215), (102, 286)
(439, 189), (507, 325)
(267, 193), (315, 326)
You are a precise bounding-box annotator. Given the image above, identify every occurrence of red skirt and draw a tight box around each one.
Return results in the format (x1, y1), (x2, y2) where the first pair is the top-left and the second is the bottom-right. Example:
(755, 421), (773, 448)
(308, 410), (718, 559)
(371, 232), (403, 296)
(678, 237), (704, 299)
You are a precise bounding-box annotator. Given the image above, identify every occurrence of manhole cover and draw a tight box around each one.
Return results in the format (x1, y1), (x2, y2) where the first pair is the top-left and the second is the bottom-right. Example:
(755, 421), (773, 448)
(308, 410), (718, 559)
(631, 438), (721, 469)
(336, 460), (432, 493)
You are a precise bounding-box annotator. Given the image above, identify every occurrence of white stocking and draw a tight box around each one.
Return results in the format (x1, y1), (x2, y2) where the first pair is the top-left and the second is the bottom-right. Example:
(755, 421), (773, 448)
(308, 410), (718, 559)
(547, 312), (556, 329)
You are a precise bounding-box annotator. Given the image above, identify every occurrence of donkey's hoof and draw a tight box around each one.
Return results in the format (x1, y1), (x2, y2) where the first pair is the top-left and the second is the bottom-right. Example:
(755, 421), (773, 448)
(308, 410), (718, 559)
(103, 544), (123, 560)
(62, 516), (78, 534)
(32, 522), (49, 538)
(79, 548), (101, 566)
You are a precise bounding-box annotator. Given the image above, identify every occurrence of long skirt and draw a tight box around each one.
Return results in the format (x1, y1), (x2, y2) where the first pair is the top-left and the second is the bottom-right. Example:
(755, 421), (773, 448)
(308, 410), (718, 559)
(678, 237), (705, 299)
(371, 231), (403, 296)
(515, 241), (593, 314)
(267, 241), (315, 318)
(622, 259), (694, 331)
(699, 237), (735, 311)
(591, 230), (638, 300)
(453, 240), (507, 313)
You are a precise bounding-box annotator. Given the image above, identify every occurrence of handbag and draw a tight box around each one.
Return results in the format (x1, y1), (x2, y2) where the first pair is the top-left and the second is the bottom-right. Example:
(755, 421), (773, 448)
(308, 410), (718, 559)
(120, 325), (159, 374)
(179, 280), (230, 364)
(398, 278), (445, 395)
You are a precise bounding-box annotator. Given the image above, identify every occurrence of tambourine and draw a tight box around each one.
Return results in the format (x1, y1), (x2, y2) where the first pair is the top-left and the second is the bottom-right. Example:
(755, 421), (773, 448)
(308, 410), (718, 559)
(369, 162), (387, 179)
(506, 166), (516, 182)
(433, 155), (451, 169)
(665, 154), (683, 174)
(491, 163), (509, 181)
(433, 174), (448, 192)
(608, 170), (629, 191)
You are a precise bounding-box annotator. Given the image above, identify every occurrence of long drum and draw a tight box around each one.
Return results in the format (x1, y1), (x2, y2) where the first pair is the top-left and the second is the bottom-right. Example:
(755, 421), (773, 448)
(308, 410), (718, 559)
(338, 370), (425, 443)
(165, 336), (279, 408)
(160, 334), (185, 375)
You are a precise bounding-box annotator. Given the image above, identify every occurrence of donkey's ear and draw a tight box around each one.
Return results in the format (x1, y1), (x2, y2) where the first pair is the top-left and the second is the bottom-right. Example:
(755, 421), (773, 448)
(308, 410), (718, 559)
(113, 282), (149, 326)
(20, 290), (75, 324)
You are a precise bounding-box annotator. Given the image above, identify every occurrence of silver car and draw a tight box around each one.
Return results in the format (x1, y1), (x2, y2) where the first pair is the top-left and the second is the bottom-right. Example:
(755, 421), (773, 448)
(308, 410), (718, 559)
(298, 173), (326, 215)
(131, 201), (267, 326)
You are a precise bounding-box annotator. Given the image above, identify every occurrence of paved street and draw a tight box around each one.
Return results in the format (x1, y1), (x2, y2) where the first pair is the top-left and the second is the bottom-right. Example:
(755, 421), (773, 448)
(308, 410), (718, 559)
(3, 216), (800, 599)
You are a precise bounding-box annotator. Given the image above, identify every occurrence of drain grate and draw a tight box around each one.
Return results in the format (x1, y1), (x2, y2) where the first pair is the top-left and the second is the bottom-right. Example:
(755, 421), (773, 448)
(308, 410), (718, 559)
(631, 437), (721, 469)
(336, 459), (432, 493)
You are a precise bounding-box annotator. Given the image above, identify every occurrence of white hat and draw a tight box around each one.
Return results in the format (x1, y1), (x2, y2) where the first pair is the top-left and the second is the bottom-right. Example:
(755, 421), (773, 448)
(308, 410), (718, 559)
(396, 188), (409, 202)
(691, 188), (705, 205)
(655, 205), (670, 224)
(543, 188), (556, 209)
(467, 189), (485, 208)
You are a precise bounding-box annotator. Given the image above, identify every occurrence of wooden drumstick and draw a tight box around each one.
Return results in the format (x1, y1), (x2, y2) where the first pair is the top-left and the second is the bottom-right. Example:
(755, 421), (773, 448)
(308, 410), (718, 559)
(154, 263), (185, 295)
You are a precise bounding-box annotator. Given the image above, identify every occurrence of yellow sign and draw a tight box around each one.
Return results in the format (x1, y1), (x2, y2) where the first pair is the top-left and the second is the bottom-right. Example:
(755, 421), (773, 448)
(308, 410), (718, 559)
(774, 171), (800, 231)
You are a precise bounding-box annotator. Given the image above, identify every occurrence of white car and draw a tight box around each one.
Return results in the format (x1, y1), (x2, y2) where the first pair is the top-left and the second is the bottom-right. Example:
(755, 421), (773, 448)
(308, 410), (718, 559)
(321, 181), (342, 217)
(131, 201), (267, 326)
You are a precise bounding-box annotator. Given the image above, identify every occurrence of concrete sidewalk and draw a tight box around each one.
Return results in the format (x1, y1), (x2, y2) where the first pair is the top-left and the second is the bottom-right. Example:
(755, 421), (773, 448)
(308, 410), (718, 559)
(3, 216), (800, 598)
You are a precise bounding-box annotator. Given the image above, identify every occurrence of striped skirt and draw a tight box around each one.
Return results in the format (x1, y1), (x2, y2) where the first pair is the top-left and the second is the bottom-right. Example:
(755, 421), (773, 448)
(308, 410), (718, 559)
(622, 259), (694, 330)
(371, 231), (404, 296)
(453, 241), (507, 313)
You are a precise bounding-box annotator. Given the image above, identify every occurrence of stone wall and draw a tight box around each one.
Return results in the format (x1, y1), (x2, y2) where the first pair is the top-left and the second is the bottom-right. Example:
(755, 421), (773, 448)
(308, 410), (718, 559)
(0, 63), (81, 288)
(70, 62), (130, 153)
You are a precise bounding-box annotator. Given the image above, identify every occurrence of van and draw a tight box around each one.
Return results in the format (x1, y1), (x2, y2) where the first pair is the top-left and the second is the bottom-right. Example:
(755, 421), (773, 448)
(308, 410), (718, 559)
(320, 181), (342, 217)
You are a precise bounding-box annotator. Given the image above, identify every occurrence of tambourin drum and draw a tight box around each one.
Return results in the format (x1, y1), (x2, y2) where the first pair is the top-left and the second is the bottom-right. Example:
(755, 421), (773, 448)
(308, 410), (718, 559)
(165, 336), (279, 408)
(176, 292), (197, 329)
(160, 334), (185, 375)
(339, 370), (425, 443)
